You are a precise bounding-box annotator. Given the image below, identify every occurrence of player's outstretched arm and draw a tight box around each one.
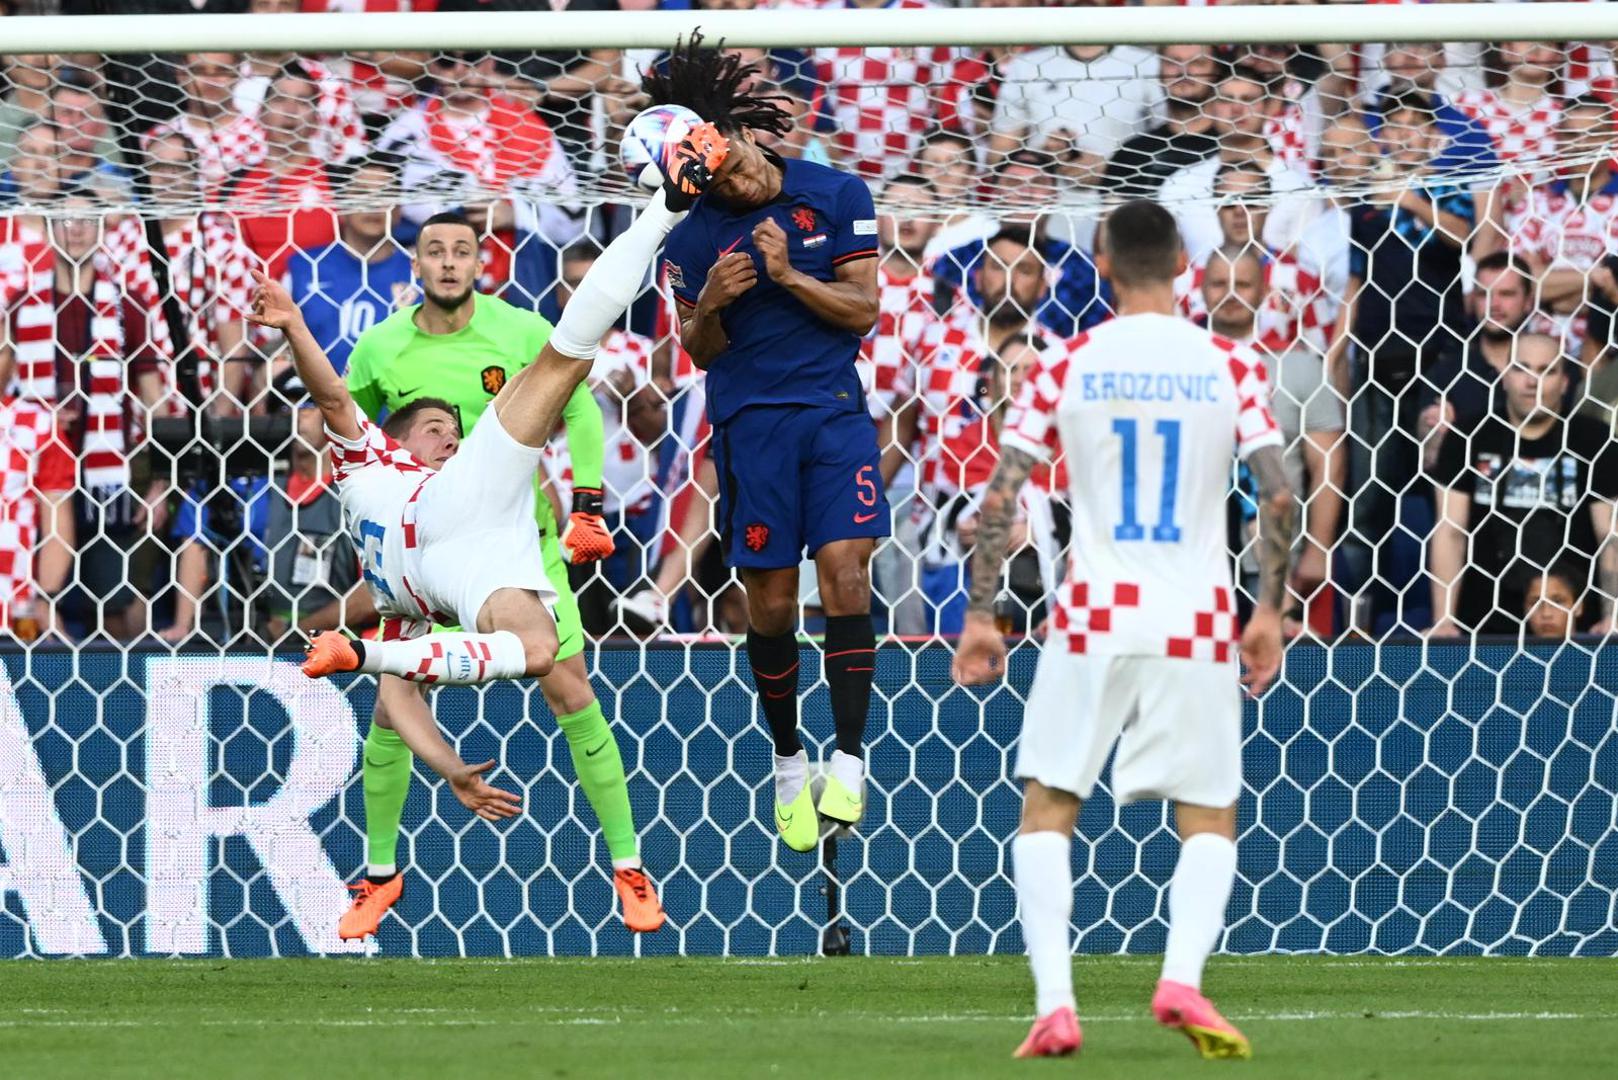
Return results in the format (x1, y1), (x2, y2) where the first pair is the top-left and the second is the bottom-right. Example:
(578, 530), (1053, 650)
(952, 445), (1039, 686)
(1243, 445), (1296, 696)
(376, 675), (521, 821)
(247, 270), (363, 442)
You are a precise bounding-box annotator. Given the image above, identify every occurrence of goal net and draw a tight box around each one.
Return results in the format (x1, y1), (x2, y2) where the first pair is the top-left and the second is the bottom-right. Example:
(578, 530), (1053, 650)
(2, 5), (1616, 958)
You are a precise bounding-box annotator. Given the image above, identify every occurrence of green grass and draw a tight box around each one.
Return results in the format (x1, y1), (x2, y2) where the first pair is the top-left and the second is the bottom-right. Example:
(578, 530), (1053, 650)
(3, 956), (1614, 1079)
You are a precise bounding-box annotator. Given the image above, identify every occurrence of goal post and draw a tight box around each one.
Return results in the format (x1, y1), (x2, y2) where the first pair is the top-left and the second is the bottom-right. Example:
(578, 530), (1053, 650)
(1, 9), (1616, 959)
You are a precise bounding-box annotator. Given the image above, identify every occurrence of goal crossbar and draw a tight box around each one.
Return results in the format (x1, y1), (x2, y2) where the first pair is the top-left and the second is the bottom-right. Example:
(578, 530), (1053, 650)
(5, 3), (1618, 56)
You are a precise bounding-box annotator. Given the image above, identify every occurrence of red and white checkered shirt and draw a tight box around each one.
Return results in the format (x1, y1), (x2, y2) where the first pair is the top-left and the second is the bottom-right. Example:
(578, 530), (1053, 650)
(1506, 172), (1618, 273)
(910, 311), (994, 505)
(0, 222), (54, 403)
(326, 404), (436, 622)
(805, 0), (986, 180)
(148, 111), (268, 191)
(1264, 101), (1313, 176)
(591, 327), (658, 391)
(234, 58), (368, 165)
(861, 262), (939, 420)
(1177, 245), (1335, 358)
(0, 397), (57, 620)
(1001, 314), (1281, 660)
(103, 215), (259, 394)
(1453, 89), (1563, 164)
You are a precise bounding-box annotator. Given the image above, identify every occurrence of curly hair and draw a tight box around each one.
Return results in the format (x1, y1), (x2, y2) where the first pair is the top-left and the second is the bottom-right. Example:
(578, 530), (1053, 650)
(641, 31), (794, 138)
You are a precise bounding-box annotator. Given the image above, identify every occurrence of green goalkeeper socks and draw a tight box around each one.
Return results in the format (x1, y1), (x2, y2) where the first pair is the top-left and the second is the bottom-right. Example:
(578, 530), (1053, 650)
(557, 701), (639, 865)
(362, 723), (413, 877)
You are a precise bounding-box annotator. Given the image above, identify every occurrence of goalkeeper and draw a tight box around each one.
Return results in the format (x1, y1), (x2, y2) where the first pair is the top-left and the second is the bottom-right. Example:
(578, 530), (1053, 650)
(247, 131), (730, 940)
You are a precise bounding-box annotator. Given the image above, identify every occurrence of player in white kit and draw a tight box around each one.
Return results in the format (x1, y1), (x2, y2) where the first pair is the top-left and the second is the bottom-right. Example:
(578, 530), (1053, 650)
(953, 201), (1294, 1061)
(243, 124), (730, 703)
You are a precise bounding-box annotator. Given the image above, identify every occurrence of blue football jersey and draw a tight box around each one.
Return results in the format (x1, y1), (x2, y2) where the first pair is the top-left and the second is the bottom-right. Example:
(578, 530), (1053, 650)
(662, 156), (878, 424)
(289, 243), (416, 375)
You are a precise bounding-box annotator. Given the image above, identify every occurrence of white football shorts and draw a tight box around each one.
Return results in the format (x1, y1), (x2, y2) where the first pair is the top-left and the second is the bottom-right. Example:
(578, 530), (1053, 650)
(1015, 651), (1243, 808)
(407, 404), (558, 630)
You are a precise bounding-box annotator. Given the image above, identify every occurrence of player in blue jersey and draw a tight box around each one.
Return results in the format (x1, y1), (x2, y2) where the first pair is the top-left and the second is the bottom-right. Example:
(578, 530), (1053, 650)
(286, 156), (416, 376)
(648, 38), (884, 852)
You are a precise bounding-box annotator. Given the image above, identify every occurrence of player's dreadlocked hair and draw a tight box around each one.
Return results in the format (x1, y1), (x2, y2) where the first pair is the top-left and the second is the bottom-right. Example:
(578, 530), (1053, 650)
(642, 31), (795, 138)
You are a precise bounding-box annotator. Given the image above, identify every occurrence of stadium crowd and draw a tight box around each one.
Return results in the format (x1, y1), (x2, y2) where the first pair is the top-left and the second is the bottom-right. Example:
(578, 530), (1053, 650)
(2, 0), (1617, 647)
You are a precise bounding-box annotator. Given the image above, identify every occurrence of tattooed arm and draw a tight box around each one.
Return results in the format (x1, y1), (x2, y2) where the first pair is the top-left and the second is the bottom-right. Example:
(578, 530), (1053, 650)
(952, 445), (1038, 685)
(1242, 444), (1296, 695)
(1248, 445), (1297, 612)
(966, 446), (1040, 617)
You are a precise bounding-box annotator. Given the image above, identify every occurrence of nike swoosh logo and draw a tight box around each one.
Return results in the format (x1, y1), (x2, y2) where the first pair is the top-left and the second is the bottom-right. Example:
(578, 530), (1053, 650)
(776, 808), (793, 827)
(395, 386), (424, 399)
(363, 755), (393, 770)
(585, 740), (610, 757)
(719, 237), (744, 257)
(853, 512), (879, 524)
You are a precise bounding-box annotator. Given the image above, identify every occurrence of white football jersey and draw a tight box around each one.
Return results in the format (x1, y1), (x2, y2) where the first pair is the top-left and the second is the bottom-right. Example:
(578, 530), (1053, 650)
(326, 405), (437, 622)
(1001, 313), (1282, 661)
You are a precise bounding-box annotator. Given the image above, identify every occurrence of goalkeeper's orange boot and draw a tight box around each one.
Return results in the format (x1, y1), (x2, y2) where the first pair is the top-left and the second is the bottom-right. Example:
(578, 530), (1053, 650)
(302, 632), (362, 678)
(338, 874), (403, 940)
(1012, 1005), (1082, 1059)
(613, 866), (666, 933)
(1152, 979), (1251, 1060)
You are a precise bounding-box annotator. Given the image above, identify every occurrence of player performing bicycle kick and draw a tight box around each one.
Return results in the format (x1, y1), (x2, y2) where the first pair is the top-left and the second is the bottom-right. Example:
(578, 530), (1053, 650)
(245, 123), (731, 938)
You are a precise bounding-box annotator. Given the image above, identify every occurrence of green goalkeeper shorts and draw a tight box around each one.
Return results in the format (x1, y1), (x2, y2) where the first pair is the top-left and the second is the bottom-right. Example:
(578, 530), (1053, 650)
(378, 511), (583, 663)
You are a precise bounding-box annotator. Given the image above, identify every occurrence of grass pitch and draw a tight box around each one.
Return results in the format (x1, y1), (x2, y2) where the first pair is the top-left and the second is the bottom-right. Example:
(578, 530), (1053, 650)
(4, 955), (1613, 1079)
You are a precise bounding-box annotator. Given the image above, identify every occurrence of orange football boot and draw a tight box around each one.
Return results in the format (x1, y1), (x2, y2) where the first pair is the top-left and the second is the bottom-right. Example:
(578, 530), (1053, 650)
(302, 632), (362, 679)
(338, 875), (403, 940)
(663, 121), (730, 199)
(614, 867), (666, 933)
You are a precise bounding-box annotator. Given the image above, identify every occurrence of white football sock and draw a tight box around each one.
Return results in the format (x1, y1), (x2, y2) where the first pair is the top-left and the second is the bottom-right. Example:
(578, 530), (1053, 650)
(1161, 832), (1238, 990)
(1012, 831), (1076, 1016)
(366, 862), (396, 879)
(773, 750), (809, 805)
(612, 856), (643, 871)
(828, 749), (865, 796)
(357, 631), (529, 685)
(550, 197), (686, 362)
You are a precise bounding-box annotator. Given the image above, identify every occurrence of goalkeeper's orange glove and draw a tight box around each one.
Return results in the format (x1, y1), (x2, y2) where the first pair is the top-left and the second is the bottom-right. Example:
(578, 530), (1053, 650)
(561, 487), (614, 564)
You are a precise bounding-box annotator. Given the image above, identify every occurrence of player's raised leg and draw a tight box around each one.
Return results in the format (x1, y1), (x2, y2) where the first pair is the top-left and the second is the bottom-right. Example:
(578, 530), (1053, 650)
(1153, 801), (1249, 1060)
(490, 123), (728, 451)
(1011, 779), (1084, 1058)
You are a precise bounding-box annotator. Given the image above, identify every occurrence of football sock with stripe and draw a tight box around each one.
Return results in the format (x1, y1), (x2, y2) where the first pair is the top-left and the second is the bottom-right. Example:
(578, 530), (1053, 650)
(557, 701), (640, 868)
(1161, 832), (1237, 990)
(1013, 831), (1077, 1016)
(747, 628), (802, 757)
(362, 723), (412, 880)
(354, 631), (528, 685)
(823, 614), (876, 757)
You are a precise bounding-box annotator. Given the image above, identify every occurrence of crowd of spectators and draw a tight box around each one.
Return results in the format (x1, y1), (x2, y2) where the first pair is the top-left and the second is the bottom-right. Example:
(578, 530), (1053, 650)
(2, 0), (1618, 648)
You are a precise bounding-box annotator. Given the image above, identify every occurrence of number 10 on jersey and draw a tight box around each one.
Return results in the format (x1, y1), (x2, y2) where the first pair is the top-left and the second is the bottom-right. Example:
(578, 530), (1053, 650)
(1113, 418), (1183, 543)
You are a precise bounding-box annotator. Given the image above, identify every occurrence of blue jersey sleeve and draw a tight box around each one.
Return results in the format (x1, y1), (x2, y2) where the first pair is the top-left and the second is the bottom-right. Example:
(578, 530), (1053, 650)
(662, 214), (712, 307)
(832, 174), (878, 266)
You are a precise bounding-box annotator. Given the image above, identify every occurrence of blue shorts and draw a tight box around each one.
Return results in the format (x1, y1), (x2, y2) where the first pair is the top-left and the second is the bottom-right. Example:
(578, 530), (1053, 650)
(713, 405), (889, 569)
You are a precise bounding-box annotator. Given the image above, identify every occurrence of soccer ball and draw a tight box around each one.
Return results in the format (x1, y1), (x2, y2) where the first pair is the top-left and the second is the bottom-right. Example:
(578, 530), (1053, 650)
(620, 104), (705, 190)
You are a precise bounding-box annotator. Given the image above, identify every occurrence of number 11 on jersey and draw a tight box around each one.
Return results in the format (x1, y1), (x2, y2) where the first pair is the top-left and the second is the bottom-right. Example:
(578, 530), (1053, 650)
(1113, 418), (1183, 543)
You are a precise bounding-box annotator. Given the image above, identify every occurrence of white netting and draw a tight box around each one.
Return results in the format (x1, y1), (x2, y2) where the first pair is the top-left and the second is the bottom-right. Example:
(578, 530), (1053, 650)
(2, 7), (1617, 958)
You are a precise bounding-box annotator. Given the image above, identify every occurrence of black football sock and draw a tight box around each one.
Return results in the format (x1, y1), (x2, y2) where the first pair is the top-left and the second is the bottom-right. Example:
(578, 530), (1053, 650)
(823, 614), (876, 758)
(747, 628), (802, 757)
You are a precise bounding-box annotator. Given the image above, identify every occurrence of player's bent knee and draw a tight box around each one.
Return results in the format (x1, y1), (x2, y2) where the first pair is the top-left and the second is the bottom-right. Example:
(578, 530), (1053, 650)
(521, 636), (557, 679)
(1175, 801), (1238, 841)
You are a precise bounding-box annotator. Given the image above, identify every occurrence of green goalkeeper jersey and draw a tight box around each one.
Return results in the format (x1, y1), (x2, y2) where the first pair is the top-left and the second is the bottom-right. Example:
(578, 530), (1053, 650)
(345, 292), (605, 534)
